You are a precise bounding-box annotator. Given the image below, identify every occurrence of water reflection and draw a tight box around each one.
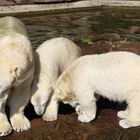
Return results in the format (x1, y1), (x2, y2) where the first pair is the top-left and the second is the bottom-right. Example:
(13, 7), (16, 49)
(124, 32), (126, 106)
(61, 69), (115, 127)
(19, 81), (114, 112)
(16, 7), (139, 48)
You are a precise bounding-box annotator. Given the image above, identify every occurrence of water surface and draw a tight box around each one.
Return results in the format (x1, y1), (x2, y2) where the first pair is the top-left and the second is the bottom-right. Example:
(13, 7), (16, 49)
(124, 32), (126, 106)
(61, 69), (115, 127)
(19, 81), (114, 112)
(12, 7), (140, 48)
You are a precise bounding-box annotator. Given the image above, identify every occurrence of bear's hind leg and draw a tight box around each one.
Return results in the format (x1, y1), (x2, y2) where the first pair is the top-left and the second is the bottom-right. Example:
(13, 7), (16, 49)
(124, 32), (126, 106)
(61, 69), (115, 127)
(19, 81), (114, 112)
(0, 93), (12, 136)
(9, 79), (31, 132)
(119, 96), (140, 129)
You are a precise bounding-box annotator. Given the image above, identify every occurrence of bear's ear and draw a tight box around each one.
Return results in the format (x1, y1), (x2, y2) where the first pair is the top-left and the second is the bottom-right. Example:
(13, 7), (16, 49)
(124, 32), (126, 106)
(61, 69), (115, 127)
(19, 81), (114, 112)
(11, 66), (19, 80)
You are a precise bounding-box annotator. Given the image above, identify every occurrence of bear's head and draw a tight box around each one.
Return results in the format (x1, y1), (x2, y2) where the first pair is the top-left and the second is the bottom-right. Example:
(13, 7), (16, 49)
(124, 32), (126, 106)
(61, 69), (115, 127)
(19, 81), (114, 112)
(31, 81), (53, 116)
(54, 72), (73, 102)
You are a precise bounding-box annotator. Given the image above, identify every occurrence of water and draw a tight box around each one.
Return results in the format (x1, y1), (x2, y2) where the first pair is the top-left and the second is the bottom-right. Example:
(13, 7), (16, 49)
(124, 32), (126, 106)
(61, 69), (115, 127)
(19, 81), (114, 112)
(13, 7), (140, 48)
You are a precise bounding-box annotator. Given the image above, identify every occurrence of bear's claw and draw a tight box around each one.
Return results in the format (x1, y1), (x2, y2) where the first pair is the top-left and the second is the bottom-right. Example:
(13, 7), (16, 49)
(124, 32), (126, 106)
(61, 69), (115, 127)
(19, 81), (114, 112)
(0, 121), (12, 136)
(10, 114), (30, 132)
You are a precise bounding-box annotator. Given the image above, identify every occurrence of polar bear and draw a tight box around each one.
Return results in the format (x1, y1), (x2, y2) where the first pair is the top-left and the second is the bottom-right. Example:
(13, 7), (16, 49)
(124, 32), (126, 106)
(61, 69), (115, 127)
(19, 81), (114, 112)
(31, 37), (81, 121)
(0, 16), (34, 136)
(53, 51), (140, 129)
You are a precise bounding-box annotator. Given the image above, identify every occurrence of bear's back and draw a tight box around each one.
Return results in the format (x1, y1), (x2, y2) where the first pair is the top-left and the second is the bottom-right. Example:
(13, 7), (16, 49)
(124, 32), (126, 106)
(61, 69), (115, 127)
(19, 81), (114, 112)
(36, 37), (81, 69)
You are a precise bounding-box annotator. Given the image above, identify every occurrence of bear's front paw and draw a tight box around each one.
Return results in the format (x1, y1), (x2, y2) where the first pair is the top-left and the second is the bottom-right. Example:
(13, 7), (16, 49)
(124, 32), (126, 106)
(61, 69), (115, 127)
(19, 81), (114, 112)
(78, 112), (95, 123)
(76, 105), (95, 123)
(10, 114), (30, 132)
(0, 121), (12, 136)
(78, 114), (93, 123)
(43, 112), (57, 121)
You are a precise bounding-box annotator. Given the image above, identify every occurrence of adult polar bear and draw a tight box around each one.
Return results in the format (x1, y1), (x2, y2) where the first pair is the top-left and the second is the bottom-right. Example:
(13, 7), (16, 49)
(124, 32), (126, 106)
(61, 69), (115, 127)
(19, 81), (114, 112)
(31, 37), (81, 121)
(54, 51), (140, 129)
(0, 17), (34, 136)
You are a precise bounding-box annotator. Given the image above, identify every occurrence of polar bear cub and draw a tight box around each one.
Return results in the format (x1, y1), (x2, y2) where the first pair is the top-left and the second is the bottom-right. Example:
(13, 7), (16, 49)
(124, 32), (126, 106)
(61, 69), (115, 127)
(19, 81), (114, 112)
(0, 16), (34, 136)
(54, 51), (140, 129)
(31, 37), (81, 121)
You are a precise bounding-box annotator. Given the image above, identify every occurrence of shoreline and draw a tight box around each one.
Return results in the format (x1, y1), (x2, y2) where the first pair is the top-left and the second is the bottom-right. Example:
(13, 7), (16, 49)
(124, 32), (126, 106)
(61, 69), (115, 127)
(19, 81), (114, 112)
(0, 0), (140, 14)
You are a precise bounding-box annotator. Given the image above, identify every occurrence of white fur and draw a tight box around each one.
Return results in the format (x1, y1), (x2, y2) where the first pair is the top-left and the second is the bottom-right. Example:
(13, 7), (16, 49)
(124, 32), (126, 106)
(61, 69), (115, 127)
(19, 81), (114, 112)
(31, 37), (81, 121)
(54, 51), (140, 128)
(0, 16), (34, 136)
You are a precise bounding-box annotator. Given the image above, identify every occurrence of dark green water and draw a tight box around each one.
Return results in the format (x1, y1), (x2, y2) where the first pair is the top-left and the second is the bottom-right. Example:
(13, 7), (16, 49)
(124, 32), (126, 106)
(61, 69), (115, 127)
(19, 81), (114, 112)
(16, 7), (140, 48)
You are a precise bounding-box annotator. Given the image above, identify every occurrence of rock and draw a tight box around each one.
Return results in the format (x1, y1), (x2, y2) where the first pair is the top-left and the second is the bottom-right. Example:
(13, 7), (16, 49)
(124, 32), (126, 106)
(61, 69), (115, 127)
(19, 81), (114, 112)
(32, 0), (74, 3)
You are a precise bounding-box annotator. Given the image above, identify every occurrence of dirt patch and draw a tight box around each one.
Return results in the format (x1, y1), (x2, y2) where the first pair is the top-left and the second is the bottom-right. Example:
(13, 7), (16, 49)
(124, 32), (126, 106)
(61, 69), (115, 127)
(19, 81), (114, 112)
(78, 33), (140, 55)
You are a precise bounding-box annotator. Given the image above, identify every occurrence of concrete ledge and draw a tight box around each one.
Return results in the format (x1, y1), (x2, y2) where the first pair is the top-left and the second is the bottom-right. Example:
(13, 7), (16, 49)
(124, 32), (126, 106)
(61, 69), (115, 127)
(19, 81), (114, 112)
(0, 0), (140, 14)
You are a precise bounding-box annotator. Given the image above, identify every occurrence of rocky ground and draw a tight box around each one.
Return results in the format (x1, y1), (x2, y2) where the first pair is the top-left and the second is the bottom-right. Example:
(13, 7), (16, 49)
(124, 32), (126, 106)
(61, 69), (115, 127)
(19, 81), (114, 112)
(0, 34), (140, 140)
